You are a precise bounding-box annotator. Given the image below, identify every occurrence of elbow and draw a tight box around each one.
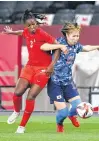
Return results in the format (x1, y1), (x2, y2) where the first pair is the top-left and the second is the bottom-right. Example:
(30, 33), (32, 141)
(85, 49), (89, 52)
(83, 48), (90, 52)
(86, 48), (92, 52)
(40, 45), (44, 50)
(40, 44), (46, 50)
(84, 45), (93, 52)
(40, 43), (49, 51)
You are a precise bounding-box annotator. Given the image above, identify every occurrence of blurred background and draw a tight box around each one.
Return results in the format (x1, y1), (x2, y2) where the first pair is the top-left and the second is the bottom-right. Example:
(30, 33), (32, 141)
(0, 1), (99, 112)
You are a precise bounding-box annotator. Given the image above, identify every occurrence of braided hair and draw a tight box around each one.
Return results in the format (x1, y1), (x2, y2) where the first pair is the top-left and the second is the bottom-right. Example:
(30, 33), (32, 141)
(61, 21), (81, 36)
(23, 9), (47, 25)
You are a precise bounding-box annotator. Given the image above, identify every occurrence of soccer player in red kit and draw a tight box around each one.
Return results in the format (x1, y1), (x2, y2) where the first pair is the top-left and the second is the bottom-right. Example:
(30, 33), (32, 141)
(3, 10), (67, 133)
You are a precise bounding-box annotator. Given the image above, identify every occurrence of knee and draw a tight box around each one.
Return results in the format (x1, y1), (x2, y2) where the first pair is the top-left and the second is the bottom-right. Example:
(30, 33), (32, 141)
(14, 87), (24, 96)
(14, 84), (28, 97)
(56, 107), (69, 124)
(14, 91), (22, 97)
(27, 94), (37, 100)
(14, 88), (24, 97)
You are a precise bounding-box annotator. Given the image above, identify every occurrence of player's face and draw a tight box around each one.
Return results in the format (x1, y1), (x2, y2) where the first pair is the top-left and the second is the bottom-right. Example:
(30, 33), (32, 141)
(66, 30), (80, 46)
(25, 19), (38, 33)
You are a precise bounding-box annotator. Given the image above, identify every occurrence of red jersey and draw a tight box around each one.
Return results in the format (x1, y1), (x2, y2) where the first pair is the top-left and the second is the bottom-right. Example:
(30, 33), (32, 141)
(22, 28), (55, 67)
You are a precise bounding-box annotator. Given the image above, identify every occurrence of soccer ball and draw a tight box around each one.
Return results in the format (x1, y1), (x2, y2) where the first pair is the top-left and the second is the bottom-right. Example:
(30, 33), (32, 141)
(76, 102), (93, 119)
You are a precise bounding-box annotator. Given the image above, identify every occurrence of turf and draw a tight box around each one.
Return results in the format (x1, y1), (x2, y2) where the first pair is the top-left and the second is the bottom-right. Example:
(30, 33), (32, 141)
(0, 115), (99, 141)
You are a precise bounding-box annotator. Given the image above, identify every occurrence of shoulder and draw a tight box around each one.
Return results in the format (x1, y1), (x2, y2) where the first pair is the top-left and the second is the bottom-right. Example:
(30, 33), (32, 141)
(76, 43), (83, 48)
(23, 28), (28, 32)
(75, 43), (83, 53)
(22, 28), (29, 37)
(57, 37), (66, 44)
(37, 28), (46, 34)
(38, 28), (52, 37)
(23, 28), (29, 35)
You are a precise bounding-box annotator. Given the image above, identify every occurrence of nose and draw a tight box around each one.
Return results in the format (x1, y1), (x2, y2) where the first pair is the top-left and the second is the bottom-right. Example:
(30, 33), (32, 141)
(30, 25), (34, 29)
(75, 37), (79, 41)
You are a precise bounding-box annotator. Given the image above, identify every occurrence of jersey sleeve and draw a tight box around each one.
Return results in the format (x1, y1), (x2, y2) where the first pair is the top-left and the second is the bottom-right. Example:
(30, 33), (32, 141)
(40, 29), (55, 44)
(76, 43), (83, 53)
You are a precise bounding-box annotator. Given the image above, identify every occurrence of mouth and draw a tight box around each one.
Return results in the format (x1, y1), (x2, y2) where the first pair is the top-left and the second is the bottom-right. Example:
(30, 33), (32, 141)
(30, 29), (36, 33)
(73, 41), (77, 44)
(32, 28), (35, 31)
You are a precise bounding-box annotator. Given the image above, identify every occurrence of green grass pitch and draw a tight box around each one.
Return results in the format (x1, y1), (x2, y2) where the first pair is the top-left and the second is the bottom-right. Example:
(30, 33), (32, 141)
(0, 115), (99, 141)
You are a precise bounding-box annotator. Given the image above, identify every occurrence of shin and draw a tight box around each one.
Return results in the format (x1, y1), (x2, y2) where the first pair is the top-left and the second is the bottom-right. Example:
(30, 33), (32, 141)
(56, 107), (69, 125)
(68, 98), (81, 117)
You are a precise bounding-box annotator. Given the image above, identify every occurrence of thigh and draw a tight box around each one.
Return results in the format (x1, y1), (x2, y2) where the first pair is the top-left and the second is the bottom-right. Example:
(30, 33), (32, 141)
(15, 78), (30, 96)
(47, 79), (65, 104)
(32, 68), (49, 88)
(27, 84), (43, 100)
(64, 82), (79, 101)
(20, 65), (35, 83)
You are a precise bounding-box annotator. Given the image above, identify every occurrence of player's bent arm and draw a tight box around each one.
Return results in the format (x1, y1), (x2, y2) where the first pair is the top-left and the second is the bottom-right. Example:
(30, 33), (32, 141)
(40, 43), (67, 54)
(82, 45), (99, 52)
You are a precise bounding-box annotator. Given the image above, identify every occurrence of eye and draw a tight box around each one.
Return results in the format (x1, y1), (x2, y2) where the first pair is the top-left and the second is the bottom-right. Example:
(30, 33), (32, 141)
(26, 23), (31, 27)
(32, 23), (36, 26)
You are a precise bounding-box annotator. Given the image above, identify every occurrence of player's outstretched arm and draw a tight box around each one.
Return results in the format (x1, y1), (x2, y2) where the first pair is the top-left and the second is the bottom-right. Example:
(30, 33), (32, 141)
(40, 43), (68, 54)
(3, 26), (23, 36)
(83, 45), (99, 52)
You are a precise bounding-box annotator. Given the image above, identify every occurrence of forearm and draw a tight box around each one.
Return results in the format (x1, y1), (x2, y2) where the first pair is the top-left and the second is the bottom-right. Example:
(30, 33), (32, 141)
(40, 43), (65, 51)
(83, 45), (99, 52)
(4, 30), (23, 36)
(50, 49), (61, 66)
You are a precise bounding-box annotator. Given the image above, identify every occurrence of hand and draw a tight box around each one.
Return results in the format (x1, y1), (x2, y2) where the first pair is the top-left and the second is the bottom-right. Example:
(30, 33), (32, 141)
(45, 65), (54, 77)
(3, 26), (12, 33)
(61, 45), (68, 54)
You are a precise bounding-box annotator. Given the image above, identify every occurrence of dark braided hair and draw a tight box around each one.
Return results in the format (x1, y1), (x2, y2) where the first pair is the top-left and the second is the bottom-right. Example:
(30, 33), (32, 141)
(61, 21), (81, 36)
(23, 9), (47, 24)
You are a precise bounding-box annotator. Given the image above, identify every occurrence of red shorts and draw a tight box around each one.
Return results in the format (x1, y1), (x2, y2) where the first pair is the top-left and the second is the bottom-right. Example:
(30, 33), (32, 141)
(20, 65), (50, 88)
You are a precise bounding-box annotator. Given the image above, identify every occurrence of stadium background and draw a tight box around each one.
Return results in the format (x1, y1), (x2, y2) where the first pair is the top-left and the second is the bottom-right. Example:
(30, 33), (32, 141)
(0, 1), (99, 111)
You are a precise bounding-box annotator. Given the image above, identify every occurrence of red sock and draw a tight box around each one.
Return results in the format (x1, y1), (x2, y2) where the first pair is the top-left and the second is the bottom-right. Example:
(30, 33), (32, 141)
(93, 106), (99, 112)
(20, 100), (35, 127)
(13, 95), (22, 112)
